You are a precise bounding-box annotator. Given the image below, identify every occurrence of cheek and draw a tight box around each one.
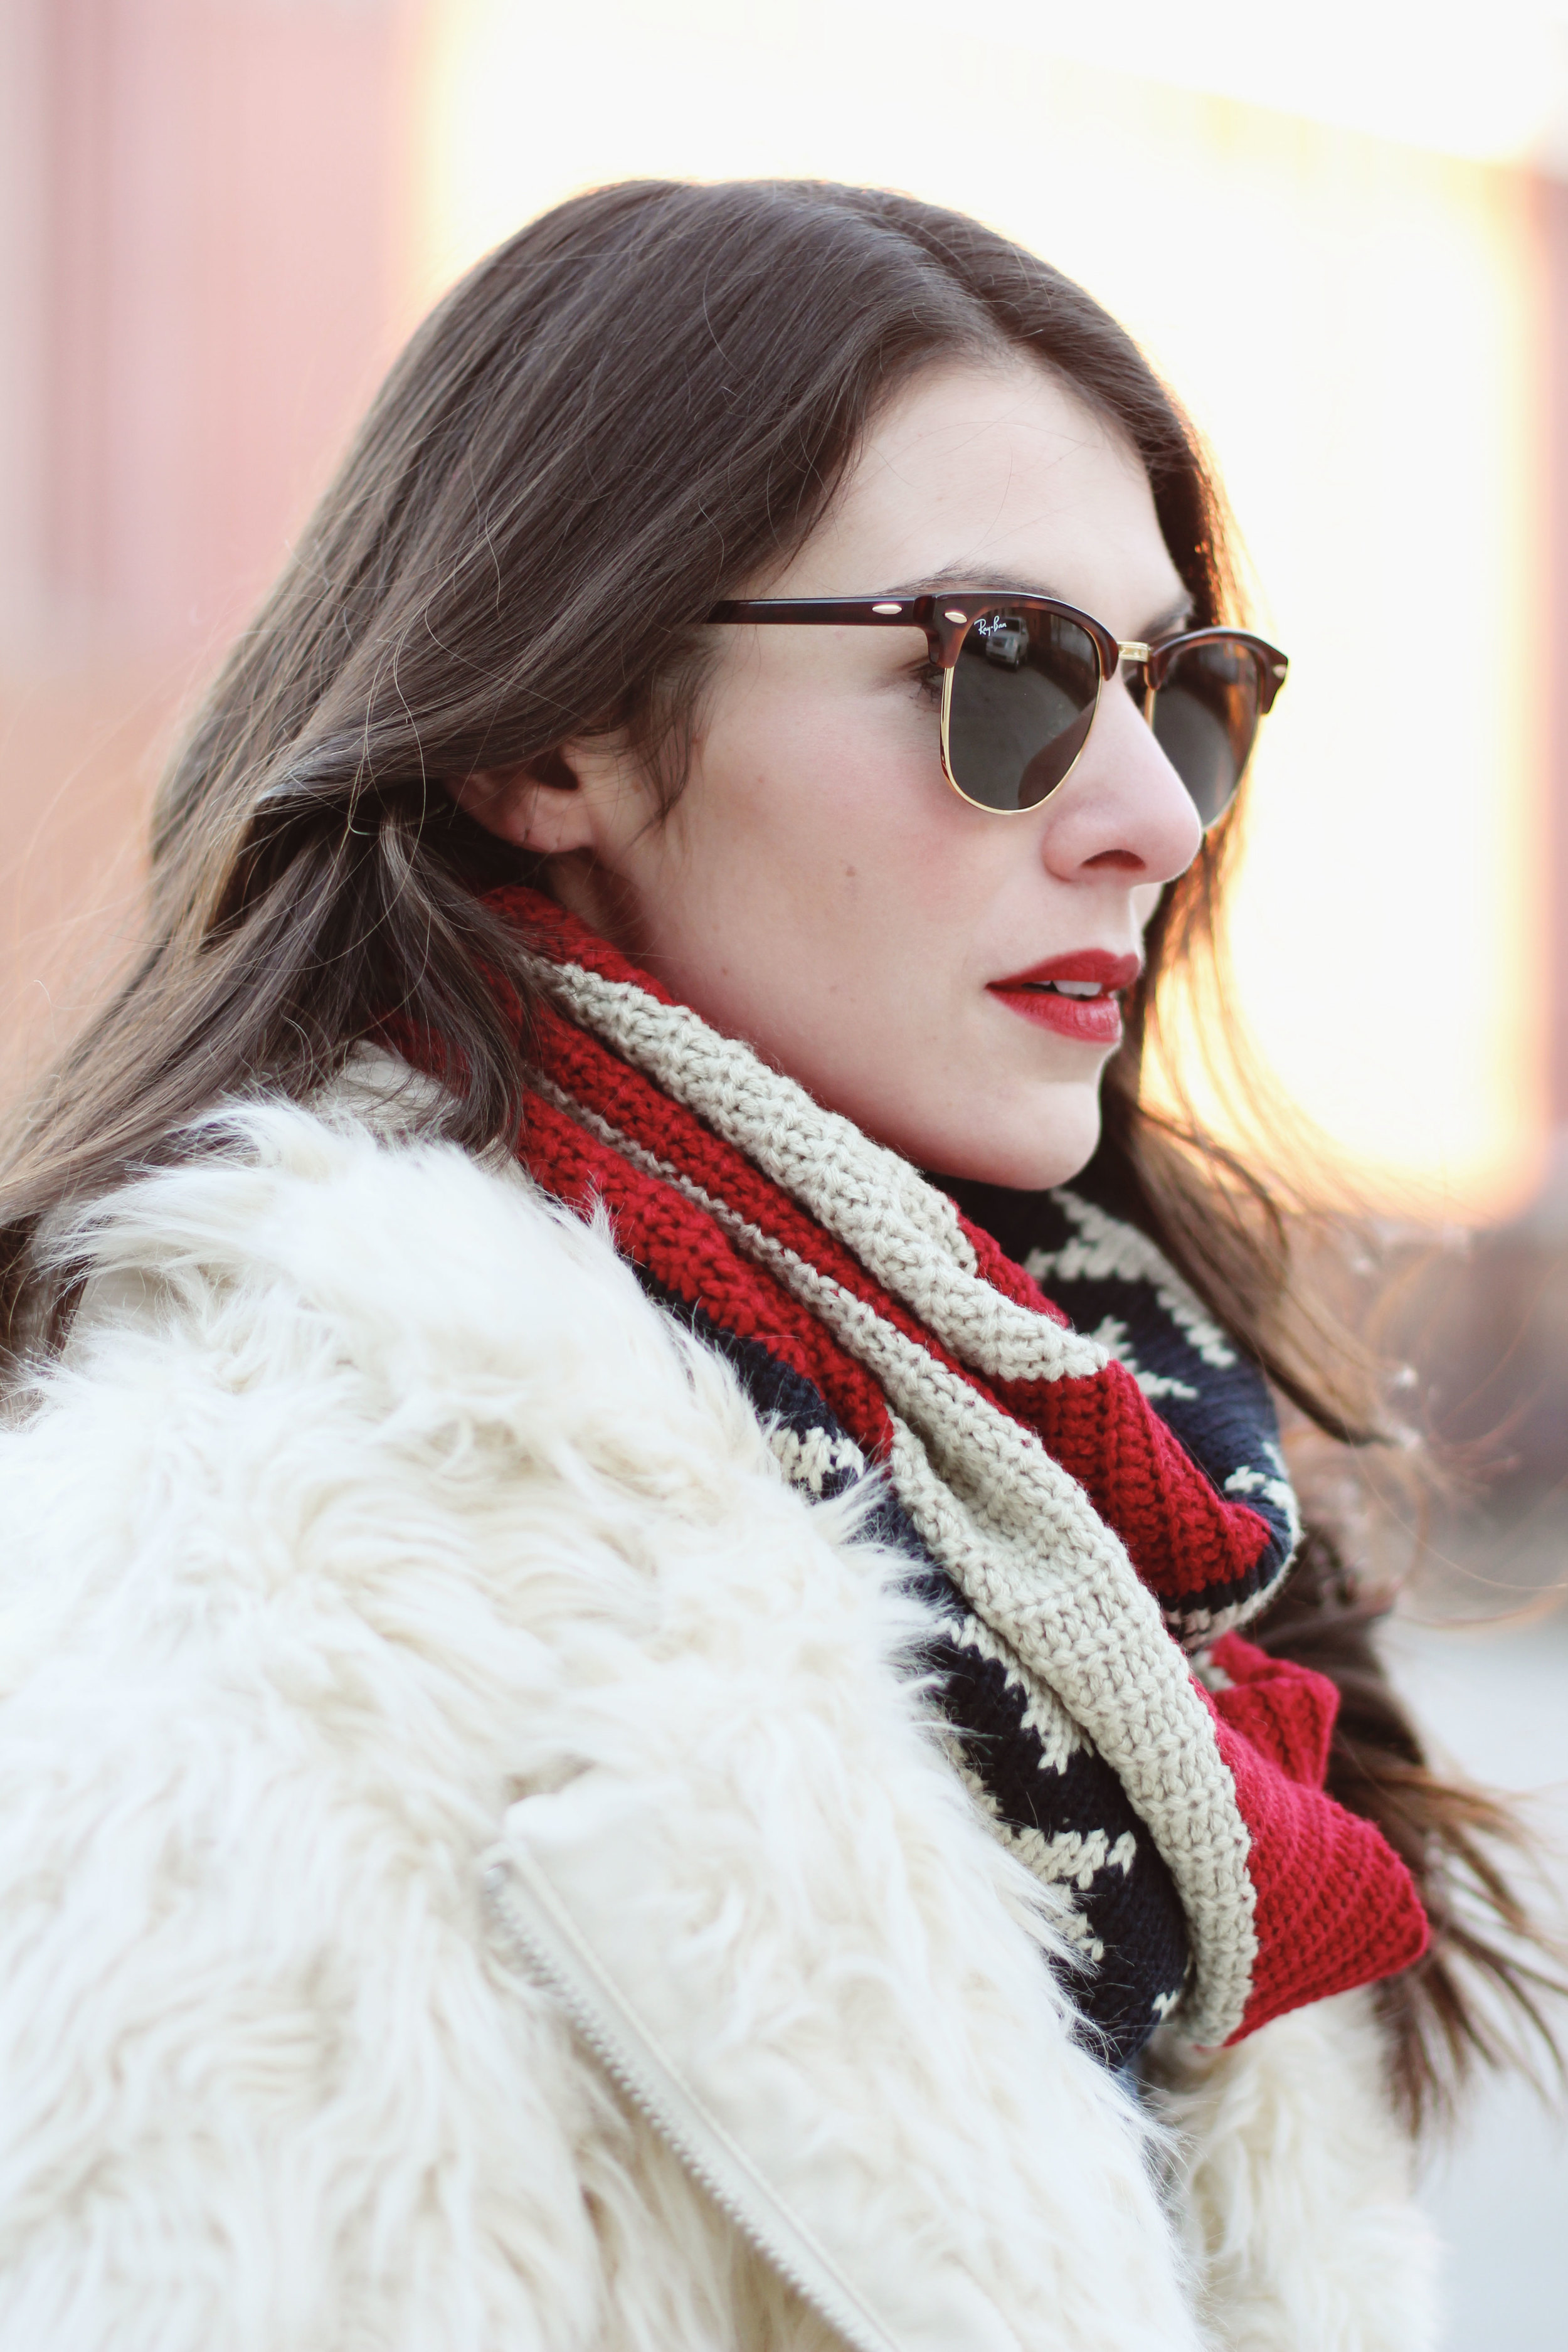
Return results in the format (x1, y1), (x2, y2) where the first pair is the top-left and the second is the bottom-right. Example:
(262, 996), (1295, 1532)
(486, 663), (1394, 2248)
(628, 679), (1002, 1054)
(688, 675), (961, 916)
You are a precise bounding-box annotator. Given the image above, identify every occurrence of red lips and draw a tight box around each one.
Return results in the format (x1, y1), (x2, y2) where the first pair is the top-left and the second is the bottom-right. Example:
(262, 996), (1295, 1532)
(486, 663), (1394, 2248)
(987, 950), (1141, 1047)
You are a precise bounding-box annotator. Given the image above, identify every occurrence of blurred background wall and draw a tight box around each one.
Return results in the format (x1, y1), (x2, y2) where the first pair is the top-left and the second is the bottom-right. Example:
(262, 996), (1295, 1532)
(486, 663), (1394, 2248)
(0, 4), (1564, 2335)
(0, 0), (413, 1066)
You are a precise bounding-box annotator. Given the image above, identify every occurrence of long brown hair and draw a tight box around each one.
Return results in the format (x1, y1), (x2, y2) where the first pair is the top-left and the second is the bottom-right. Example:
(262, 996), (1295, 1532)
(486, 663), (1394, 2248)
(1, 177), (1557, 2123)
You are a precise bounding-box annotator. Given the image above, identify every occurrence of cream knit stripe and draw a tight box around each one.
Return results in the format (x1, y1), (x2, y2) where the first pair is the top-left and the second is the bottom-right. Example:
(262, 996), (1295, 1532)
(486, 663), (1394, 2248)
(531, 958), (1106, 1387)
(533, 1072), (1256, 2045)
(887, 1421), (1253, 2047)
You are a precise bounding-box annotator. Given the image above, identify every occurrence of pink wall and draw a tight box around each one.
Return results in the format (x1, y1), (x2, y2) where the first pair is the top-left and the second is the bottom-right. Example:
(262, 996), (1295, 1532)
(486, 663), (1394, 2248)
(32, 0), (413, 646)
(0, 0), (414, 1073)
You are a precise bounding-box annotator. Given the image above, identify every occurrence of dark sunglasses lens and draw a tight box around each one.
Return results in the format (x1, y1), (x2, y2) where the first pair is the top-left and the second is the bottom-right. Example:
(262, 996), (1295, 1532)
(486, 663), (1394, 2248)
(1150, 639), (1265, 827)
(947, 610), (1101, 811)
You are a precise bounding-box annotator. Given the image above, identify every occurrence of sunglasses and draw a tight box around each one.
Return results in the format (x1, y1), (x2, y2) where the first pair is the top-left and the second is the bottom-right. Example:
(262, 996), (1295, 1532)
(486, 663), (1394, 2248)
(707, 591), (1287, 827)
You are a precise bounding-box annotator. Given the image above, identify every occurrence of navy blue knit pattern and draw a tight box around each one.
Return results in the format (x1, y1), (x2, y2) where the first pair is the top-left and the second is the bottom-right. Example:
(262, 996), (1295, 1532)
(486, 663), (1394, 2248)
(638, 1271), (1192, 2067)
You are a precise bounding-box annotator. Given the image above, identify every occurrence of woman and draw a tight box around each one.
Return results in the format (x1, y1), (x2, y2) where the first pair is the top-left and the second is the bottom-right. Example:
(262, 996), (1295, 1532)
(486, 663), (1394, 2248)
(0, 179), (1549, 2350)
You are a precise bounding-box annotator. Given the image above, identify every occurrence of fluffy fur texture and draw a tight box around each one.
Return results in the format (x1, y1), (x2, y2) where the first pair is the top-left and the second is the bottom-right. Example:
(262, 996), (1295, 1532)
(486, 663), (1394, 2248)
(1148, 1992), (1441, 2351)
(0, 1102), (1437, 2348)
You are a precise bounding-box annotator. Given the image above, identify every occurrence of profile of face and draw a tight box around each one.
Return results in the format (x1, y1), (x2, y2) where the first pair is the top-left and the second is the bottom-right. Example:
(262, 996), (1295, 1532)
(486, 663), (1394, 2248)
(458, 358), (1204, 1191)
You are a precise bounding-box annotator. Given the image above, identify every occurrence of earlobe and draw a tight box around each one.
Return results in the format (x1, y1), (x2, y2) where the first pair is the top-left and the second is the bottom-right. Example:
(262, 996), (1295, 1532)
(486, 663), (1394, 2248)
(447, 750), (595, 855)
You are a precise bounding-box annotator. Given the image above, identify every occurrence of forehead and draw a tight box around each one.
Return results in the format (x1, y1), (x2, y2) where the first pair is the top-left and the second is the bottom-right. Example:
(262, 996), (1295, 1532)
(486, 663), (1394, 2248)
(781, 358), (1185, 628)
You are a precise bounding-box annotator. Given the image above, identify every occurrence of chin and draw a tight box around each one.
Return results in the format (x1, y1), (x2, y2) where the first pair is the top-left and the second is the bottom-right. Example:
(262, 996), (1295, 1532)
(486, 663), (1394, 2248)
(896, 1087), (1104, 1193)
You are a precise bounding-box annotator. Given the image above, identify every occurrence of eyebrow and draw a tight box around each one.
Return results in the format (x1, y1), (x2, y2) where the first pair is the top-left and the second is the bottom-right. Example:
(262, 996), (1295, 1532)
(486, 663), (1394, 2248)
(882, 566), (1195, 640)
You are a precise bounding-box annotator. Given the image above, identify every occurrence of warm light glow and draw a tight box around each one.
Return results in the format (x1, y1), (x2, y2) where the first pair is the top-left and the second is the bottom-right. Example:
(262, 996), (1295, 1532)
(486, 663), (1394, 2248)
(408, 0), (1554, 1221)
(903, 0), (1568, 170)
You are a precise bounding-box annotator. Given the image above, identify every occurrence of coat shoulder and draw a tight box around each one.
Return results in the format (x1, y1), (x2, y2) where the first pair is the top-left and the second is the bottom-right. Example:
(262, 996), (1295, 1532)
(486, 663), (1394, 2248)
(19, 1091), (825, 1628)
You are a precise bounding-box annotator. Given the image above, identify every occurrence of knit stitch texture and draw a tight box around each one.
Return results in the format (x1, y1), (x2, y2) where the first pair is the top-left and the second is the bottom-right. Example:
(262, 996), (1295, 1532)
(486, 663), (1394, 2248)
(408, 889), (1429, 2053)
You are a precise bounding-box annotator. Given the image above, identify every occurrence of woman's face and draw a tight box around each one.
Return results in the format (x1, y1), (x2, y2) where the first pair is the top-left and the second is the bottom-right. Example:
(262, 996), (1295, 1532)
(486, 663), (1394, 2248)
(465, 358), (1202, 1189)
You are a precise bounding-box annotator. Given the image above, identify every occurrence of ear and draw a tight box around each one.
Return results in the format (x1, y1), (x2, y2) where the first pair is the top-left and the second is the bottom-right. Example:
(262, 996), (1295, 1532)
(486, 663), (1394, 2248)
(447, 748), (594, 854)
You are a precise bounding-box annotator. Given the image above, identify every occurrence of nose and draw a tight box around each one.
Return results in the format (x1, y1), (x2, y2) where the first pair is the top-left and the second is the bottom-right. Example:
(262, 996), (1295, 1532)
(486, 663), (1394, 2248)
(1037, 669), (1204, 885)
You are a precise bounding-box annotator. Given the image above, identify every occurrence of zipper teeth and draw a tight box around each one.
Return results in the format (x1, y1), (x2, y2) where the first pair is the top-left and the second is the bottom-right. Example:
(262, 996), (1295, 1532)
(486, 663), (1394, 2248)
(482, 1858), (904, 2352)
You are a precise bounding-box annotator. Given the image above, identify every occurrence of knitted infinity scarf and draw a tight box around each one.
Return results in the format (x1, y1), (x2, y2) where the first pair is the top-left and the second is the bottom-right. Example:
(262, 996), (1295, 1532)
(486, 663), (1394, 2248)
(467, 887), (1426, 2062)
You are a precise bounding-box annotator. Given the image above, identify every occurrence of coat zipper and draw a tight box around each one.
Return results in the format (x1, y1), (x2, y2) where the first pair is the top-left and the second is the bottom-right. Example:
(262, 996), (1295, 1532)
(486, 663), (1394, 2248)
(482, 1846), (908, 2352)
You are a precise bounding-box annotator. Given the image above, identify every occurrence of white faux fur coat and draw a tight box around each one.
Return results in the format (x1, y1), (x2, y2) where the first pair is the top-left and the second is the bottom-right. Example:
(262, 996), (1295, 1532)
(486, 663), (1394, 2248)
(0, 1095), (1439, 2350)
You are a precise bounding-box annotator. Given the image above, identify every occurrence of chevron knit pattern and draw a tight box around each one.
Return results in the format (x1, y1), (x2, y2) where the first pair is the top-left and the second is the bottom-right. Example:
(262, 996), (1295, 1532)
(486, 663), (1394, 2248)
(431, 889), (1428, 2056)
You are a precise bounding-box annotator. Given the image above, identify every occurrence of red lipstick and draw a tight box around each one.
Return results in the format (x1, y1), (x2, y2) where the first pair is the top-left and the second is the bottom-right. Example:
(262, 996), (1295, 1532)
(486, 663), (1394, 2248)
(987, 950), (1141, 1046)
